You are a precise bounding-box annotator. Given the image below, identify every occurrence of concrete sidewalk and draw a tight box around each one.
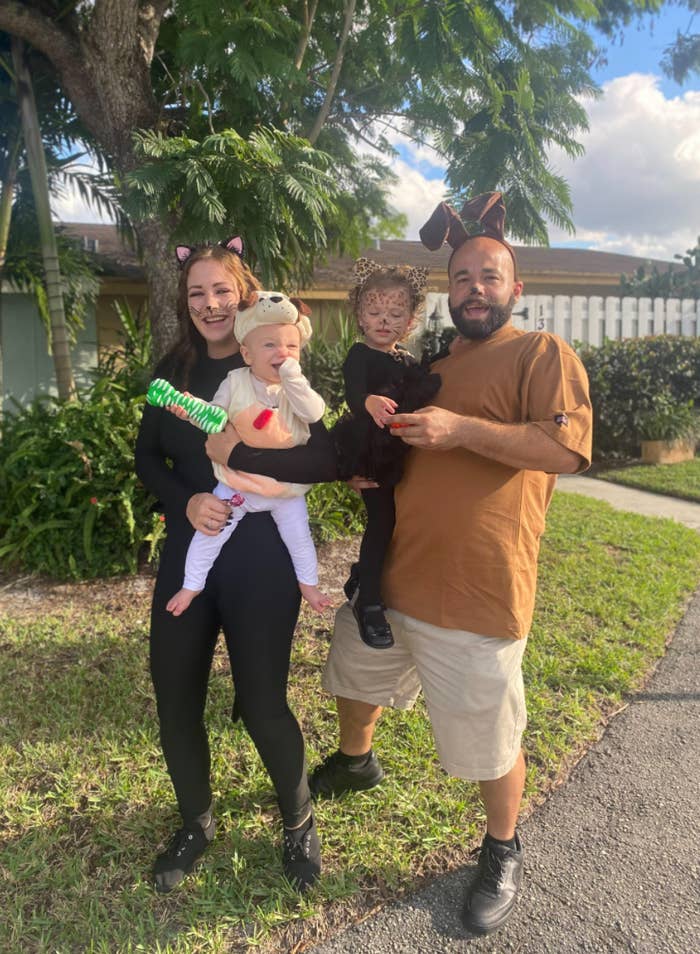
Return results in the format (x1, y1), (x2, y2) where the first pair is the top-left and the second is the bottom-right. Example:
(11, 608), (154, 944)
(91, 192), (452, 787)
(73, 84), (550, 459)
(557, 474), (700, 531)
(308, 477), (700, 954)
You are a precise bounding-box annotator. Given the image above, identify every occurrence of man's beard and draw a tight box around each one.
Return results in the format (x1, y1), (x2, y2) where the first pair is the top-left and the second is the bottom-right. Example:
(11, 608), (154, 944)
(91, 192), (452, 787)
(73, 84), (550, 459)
(448, 295), (516, 340)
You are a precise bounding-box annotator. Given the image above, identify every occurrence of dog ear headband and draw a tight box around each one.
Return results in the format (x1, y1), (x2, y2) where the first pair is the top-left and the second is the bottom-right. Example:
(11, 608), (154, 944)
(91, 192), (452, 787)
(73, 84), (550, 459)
(419, 192), (517, 275)
(352, 257), (429, 296)
(175, 235), (244, 266)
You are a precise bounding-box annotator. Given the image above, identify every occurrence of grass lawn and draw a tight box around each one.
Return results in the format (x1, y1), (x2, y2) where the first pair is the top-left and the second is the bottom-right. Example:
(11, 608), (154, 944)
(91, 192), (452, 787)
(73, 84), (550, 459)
(596, 456), (700, 502)
(2, 493), (700, 952)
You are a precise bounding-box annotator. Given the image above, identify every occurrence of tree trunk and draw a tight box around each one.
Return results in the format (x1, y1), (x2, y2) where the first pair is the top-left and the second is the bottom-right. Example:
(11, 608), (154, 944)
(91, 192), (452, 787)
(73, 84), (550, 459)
(0, 124), (22, 410)
(133, 218), (181, 359)
(0, 1), (177, 360)
(0, 125), (22, 271)
(11, 37), (76, 402)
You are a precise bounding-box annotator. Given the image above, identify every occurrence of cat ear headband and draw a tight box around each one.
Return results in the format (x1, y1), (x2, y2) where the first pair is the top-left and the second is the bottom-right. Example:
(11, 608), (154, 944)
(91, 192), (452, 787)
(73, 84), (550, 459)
(175, 235), (244, 266)
(352, 257), (429, 296)
(419, 192), (517, 277)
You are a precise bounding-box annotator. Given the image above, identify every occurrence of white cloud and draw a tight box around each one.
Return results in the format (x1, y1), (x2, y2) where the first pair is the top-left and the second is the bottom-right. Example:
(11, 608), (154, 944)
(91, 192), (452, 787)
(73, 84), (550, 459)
(386, 157), (446, 238)
(548, 74), (700, 260)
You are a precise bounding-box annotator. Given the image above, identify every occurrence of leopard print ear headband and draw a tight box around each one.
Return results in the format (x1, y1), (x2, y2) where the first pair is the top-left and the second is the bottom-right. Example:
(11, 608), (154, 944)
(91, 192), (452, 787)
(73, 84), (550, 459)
(353, 257), (429, 296)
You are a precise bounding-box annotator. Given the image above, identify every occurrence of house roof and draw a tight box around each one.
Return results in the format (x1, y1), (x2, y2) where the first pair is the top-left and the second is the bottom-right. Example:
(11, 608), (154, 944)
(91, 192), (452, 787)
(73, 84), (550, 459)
(60, 223), (143, 279)
(59, 223), (682, 287)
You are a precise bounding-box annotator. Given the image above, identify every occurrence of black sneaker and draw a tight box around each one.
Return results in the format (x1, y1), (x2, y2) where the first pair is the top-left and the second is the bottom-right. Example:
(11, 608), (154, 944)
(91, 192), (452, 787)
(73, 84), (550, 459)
(461, 833), (524, 935)
(282, 814), (321, 892)
(153, 816), (215, 893)
(309, 749), (385, 799)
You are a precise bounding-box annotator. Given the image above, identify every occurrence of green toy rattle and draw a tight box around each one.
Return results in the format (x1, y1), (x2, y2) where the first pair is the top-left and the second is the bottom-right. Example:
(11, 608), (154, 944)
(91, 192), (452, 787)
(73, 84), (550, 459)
(146, 378), (228, 433)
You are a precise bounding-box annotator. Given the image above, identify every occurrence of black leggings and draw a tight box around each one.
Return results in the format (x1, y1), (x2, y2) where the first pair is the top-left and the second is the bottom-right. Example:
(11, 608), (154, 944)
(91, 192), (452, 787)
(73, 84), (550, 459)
(150, 511), (310, 829)
(358, 486), (396, 607)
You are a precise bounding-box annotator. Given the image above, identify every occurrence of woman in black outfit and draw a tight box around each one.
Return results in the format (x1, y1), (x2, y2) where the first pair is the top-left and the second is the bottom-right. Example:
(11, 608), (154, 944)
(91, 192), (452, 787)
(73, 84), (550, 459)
(135, 239), (336, 893)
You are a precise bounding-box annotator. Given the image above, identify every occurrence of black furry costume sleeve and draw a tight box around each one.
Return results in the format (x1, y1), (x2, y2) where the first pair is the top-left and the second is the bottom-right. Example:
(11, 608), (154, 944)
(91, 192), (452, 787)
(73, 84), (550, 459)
(332, 343), (441, 486)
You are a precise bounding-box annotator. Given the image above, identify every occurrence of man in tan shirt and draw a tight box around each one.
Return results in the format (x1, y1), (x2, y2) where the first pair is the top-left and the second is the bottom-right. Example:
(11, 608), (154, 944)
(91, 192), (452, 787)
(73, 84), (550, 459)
(311, 194), (592, 935)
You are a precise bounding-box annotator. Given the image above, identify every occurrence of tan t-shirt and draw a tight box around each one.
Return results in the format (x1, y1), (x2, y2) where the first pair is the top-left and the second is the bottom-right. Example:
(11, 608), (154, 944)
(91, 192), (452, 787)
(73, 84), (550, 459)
(382, 323), (592, 640)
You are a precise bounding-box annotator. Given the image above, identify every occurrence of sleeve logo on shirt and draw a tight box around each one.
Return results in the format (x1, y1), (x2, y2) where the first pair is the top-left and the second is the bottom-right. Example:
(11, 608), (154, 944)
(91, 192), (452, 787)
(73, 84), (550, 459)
(554, 413), (569, 427)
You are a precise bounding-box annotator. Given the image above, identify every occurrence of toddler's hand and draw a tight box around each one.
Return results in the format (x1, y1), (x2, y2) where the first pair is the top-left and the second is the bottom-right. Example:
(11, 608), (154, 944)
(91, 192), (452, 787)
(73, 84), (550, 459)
(365, 394), (398, 428)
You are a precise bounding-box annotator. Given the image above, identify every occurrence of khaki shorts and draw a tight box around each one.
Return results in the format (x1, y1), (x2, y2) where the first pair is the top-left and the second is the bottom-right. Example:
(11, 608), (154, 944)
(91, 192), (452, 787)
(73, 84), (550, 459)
(322, 603), (528, 781)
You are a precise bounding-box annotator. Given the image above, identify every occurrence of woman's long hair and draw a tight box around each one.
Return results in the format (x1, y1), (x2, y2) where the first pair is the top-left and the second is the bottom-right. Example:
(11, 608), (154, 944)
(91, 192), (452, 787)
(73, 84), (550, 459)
(160, 245), (261, 388)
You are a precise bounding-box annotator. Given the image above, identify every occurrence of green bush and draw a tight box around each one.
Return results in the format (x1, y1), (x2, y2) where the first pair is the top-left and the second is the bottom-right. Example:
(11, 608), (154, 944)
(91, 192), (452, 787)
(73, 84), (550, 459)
(577, 336), (700, 458)
(0, 389), (164, 579)
(0, 301), (163, 580)
(0, 303), (365, 581)
(302, 311), (357, 409)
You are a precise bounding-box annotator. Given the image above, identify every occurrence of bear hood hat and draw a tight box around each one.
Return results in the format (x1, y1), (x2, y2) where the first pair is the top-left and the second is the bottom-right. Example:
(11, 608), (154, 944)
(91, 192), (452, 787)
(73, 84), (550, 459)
(234, 291), (313, 346)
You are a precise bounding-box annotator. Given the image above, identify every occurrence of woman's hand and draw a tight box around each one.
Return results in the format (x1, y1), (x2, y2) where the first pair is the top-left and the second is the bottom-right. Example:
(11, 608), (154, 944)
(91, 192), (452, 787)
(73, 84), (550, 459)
(365, 393), (397, 428)
(205, 422), (241, 466)
(186, 493), (232, 536)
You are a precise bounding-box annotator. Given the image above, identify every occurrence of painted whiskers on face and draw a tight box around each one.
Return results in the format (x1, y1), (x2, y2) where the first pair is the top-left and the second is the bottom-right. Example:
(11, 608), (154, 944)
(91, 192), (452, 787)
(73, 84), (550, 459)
(188, 299), (238, 323)
(358, 286), (414, 352)
(185, 258), (243, 357)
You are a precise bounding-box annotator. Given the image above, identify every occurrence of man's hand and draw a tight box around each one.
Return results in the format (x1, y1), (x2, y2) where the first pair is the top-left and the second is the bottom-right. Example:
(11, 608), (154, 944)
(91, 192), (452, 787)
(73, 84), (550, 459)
(365, 393), (398, 428)
(389, 406), (466, 450)
(205, 422), (241, 466)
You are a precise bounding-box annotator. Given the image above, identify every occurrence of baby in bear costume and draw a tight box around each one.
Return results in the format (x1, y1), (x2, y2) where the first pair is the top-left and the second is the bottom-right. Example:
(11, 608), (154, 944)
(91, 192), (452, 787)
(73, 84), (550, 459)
(166, 291), (332, 615)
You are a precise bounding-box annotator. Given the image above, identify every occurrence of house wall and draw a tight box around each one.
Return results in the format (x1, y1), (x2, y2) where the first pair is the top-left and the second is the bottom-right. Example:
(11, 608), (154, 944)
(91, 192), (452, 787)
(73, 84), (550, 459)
(0, 293), (99, 412)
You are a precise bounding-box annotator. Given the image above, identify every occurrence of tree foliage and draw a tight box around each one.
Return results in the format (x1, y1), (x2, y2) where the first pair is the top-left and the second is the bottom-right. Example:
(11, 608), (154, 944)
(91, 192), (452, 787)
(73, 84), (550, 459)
(620, 237), (700, 299)
(661, 0), (700, 82)
(0, 0), (690, 356)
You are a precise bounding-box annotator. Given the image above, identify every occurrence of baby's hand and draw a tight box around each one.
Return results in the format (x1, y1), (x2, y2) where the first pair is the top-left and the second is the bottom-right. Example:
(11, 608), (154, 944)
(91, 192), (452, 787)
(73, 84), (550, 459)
(278, 356), (301, 377)
(365, 394), (398, 428)
(166, 392), (192, 421)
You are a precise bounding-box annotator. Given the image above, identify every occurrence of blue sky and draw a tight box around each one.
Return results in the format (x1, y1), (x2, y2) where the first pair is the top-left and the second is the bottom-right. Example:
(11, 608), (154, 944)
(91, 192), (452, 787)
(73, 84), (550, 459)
(591, 6), (693, 96)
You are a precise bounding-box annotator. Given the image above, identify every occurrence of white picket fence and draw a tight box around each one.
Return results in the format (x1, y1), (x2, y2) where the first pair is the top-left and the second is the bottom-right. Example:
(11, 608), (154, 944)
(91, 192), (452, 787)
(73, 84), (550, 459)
(425, 294), (700, 345)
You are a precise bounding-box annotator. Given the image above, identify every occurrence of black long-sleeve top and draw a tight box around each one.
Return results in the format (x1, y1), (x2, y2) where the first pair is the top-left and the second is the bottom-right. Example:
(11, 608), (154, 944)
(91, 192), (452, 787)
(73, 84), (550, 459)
(333, 343), (441, 485)
(342, 343), (419, 416)
(135, 352), (337, 521)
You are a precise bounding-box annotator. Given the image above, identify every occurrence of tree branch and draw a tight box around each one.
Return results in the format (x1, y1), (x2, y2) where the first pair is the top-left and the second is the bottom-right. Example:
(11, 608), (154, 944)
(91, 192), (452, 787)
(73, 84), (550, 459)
(307, 0), (356, 145)
(0, 0), (104, 125)
(294, 0), (319, 70)
(0, 2), (79, 77)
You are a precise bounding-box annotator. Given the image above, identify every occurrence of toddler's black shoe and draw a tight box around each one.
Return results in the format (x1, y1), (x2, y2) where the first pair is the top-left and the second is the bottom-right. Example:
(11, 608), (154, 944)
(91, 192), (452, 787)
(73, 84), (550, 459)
(309, 750), (385, 799)
(153, 815), (215, 893)
(460, 833), (524, 935)
(282, 814), (321, 892)
(352, 602), (394, 649)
